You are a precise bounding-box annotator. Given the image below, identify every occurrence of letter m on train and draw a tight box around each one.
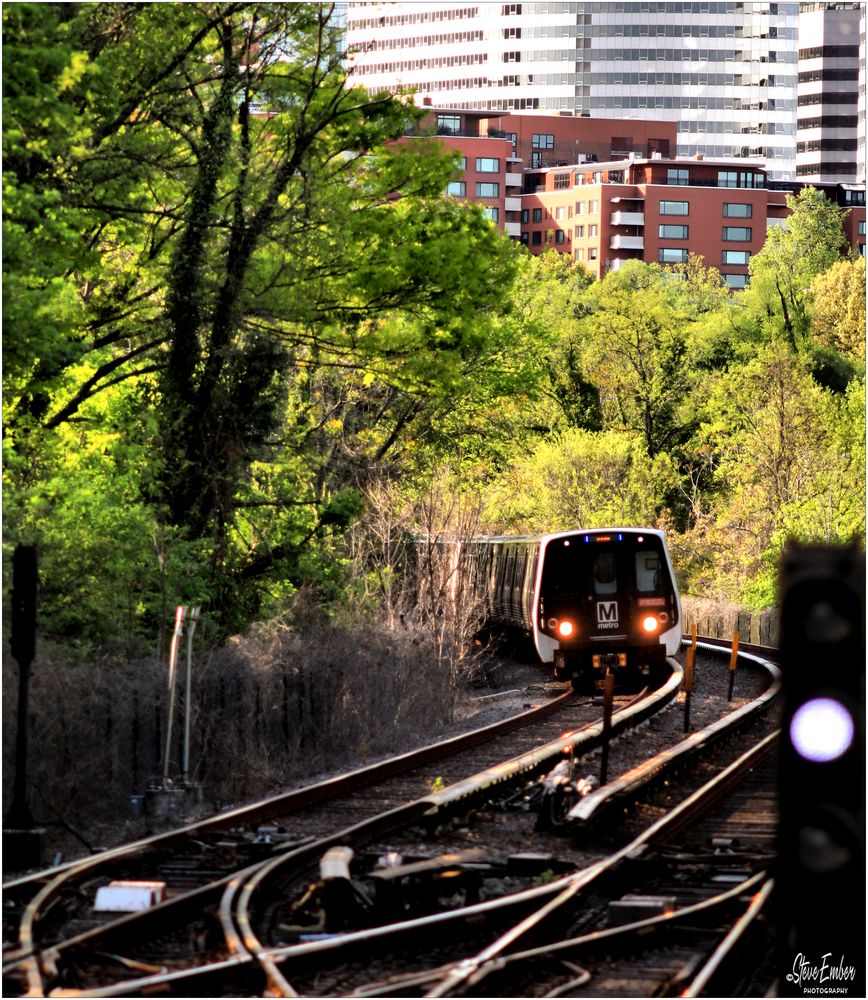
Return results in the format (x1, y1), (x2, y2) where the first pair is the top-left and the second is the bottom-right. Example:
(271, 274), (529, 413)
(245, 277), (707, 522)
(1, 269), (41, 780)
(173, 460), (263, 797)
(597, 601), (618, 625)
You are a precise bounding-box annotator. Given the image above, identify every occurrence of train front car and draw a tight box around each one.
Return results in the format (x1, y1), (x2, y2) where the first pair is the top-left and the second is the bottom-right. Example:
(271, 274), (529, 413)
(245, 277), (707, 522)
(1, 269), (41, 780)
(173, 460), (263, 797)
(534, 528), (681, 689)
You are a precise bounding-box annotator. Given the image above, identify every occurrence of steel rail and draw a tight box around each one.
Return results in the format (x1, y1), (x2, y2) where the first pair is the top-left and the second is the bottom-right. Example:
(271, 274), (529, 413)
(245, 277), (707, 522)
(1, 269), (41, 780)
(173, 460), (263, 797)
(67, 666), (679, 997)
(568, 641), (780, 824)
(225, 665), (682, 974)
(426, 729), (780, 997)
(349, 870), (770, 999)
(65, 652), (771, 1000)
(679, 877), (776, 998)
(4, 689), (573, 996)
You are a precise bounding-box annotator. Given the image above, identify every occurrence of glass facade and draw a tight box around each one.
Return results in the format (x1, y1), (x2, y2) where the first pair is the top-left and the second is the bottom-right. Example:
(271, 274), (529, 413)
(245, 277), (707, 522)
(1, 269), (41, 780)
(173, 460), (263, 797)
(346, 2), (802, 179)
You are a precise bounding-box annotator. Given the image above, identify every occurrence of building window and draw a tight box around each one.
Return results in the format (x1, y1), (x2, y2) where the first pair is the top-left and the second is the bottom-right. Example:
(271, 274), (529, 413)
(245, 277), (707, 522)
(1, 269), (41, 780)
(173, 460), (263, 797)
(436, 115), (462, 136)
(555, 230), (565, 244)
(588, 224), (598, 237)
(588, 247), (598, 261)
(574, 224), (584, 238)
(555, 206), (566, 220)
(554, 173), (570, 190)
(722, 250), (750, 265)
(475, 157), (500, 173)
(592, 171), (603, 184)
(659, 248), (689, 263)
(660, 200), (689, 216)
(520, 232), (529, 245)
(482, 206), (499, 222)
(589, 200), (599, 214)
(722, 226), (752, 241)
(532, 207), (543, 223)
(574, 247), (584, 261)
(667, 168), (689, 185)
(476, 182), (500, 198)
(532, 231), (542, 245)
(446, 181), (466, 197)
(532, 133), (554, 149)
(724, 273), (749, 288)
(724, 203), (753, 218)
(859, 221), (866, 236)
(719, 170), (761, 189)
(575, 201), (585, 215)
(530, 151), (542, 168)
(521, 209), (529, 224)
(659, 224), (688, 239)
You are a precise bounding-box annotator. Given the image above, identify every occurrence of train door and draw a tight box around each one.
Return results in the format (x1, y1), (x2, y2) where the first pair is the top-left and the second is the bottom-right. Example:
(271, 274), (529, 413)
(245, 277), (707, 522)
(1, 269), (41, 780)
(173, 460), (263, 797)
(588, 548), (626, 641)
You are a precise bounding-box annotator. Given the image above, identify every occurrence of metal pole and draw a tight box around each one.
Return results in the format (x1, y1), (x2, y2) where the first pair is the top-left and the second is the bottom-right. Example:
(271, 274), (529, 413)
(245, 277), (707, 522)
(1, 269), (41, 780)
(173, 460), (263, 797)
(600, 669), (615, 786)
(162, 605), (186, 788)
(728, 628), (740, 702)
(182, 606), (201, 785)
(684, 623), (696, 733)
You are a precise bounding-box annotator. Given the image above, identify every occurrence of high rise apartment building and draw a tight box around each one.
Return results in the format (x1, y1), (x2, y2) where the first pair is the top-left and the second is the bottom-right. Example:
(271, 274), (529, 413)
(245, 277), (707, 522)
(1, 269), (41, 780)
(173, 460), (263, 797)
(796, 3), (863, 183)
(346, 1), (801, 179)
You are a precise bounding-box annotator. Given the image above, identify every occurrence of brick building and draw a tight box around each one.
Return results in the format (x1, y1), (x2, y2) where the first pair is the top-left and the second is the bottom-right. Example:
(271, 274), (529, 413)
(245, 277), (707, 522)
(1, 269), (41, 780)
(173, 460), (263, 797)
(405, 108), (866, 284)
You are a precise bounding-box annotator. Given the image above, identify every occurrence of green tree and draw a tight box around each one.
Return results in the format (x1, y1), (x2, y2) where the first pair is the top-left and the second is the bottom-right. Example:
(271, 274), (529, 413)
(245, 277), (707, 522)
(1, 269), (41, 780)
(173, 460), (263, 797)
(810, 255), (866, 366)
(488, 427), (679, 533)
(577, 261), (698, 457)
(697, 342), (863, 605)
(4, 3), (520, 637)
(746, 186), (851, 348)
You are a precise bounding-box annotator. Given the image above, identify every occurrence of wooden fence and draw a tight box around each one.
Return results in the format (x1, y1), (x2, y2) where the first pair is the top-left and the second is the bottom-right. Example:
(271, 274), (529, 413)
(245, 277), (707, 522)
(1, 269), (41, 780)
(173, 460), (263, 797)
(681, 596), (780, 648)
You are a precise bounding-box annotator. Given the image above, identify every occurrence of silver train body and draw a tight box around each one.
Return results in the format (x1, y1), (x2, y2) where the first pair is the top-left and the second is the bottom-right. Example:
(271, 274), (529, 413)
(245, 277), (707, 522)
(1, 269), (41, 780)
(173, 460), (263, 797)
(464, 527), (682, 685)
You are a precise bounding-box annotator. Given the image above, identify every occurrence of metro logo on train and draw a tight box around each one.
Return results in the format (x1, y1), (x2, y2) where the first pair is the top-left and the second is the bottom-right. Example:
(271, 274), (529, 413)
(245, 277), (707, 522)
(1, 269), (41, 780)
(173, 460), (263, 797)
(597, 601), (619, 627)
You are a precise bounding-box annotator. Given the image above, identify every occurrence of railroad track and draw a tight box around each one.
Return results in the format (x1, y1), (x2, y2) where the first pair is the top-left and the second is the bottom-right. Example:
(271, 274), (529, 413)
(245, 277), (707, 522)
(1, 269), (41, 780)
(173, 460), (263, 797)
(3, 663), (674, 996)
(2, 637), (779, 997)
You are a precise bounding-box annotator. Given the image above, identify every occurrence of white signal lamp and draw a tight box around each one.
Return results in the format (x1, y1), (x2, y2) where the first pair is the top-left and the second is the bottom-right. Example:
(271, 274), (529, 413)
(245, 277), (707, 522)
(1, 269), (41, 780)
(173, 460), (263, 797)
(789, 697), (855, 763)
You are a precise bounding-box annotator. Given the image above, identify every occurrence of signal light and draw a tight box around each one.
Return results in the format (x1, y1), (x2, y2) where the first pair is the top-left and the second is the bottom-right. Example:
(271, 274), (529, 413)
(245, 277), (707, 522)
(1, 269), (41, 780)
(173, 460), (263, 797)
(557, 620), (575, 639)
(776, 544), (865, 996)
(789, 697), (855, 763)
(641, 615), (658, 633)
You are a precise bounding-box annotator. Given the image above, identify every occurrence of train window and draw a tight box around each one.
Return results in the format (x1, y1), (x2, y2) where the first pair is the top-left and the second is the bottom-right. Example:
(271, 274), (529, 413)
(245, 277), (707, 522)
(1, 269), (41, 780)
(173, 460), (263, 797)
(636, 551), (663, 592)
(593, 553), (617, 595)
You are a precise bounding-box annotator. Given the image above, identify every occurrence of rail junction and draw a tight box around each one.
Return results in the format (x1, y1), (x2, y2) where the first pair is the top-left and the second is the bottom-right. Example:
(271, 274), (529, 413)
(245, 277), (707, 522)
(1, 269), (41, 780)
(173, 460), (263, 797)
(3, 636), (783, 997)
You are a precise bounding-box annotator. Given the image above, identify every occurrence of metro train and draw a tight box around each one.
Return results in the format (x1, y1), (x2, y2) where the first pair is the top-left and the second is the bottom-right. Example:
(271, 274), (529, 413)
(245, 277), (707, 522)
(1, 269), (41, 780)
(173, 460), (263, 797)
(464, 527), (682, 688)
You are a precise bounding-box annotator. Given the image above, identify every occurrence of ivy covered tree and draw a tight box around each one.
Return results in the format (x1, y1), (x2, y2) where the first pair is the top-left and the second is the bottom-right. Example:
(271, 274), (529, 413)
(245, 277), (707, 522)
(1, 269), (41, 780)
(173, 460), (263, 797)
(4, 2), (519, 639)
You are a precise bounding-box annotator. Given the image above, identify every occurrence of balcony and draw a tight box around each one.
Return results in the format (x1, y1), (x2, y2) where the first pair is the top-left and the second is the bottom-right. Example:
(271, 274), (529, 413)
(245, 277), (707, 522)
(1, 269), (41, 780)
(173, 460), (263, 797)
(610, 211), (645, 227)
(505, 221), (521, 238)
(505, 172), (522, 187)
(610, 235), (644, 250)
(505, 196), (522, 211)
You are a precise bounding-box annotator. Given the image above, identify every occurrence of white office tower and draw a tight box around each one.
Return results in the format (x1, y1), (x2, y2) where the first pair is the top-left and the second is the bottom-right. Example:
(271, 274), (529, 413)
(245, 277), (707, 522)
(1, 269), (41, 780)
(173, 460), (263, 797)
(796, 3), (862, 183)
(345, 1), (799, 179)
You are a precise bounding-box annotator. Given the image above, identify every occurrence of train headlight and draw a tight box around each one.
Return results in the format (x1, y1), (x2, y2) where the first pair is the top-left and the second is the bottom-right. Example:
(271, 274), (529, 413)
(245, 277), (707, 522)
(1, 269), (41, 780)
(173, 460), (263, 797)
(557, 620), (575, 639)
(641, 615), (659, 634)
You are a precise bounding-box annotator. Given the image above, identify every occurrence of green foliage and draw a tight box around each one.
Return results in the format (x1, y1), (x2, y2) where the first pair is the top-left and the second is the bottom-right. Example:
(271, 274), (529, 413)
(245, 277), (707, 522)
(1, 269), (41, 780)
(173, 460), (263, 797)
(810, 256), (866, 368)
(488, 428), (679, 533)
(694, 342), (864, 606)
(745, 187), (851, 347)
(4, 5), (865, 651)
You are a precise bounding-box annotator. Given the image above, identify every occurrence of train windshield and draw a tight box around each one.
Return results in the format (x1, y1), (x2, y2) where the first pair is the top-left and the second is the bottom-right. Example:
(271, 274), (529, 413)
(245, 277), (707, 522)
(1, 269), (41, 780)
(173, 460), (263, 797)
(540, 534), (670, 607)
